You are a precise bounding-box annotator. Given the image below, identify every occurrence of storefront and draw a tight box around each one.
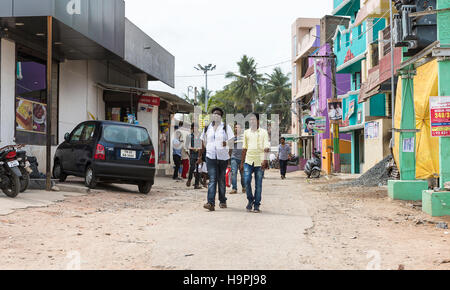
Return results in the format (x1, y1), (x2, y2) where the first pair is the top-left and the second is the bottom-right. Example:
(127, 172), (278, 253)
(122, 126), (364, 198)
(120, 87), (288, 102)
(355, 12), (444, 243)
(1, 0), (188, 176)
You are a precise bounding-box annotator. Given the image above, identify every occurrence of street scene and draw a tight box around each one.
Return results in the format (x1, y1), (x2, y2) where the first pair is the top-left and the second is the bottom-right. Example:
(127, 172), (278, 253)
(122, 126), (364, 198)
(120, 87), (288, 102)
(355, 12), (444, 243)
(1, 0), (450, 273)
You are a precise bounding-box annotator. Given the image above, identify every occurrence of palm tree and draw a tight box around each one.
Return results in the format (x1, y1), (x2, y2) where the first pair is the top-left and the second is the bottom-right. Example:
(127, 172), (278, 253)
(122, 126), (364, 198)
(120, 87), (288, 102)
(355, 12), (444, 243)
(225, 55), (263, 114)
(263, 67), (292, 134)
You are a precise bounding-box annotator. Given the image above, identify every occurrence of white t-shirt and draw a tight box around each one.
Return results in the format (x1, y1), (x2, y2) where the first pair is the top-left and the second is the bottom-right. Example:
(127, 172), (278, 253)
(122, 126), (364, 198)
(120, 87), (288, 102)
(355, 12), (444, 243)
(200, 122), (234, 161)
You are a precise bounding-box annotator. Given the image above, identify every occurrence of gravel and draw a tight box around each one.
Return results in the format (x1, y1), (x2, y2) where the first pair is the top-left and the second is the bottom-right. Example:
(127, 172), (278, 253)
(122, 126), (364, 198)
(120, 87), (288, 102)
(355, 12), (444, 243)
(333, 155), (395, 188)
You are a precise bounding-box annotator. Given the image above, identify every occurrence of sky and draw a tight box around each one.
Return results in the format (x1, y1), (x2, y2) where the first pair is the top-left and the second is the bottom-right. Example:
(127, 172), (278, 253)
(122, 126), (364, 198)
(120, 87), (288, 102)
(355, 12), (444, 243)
(123, 0), (331, 99)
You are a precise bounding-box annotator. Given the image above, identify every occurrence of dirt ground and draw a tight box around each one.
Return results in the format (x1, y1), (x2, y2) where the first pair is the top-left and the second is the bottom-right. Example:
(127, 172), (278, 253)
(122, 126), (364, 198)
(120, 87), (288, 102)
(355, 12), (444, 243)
(0, 171), (449, 270)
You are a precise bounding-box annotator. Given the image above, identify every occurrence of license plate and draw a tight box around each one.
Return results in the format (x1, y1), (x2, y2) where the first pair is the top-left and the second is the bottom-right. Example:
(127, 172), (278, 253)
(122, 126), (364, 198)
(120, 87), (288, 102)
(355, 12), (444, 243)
(120, 150), (136, 159)
(8, 160), (19, 168)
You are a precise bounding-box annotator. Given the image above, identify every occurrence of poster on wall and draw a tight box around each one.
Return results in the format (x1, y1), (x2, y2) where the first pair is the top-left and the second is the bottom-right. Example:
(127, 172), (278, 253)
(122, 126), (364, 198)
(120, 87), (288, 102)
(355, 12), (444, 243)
(16, 98), (47, 134)
(328, 99), (343, 122)
(402, 137), (415, 153)
(348, 100), (356, 117)
(364, 121), (380, 140)
(430, 96), (450, 137)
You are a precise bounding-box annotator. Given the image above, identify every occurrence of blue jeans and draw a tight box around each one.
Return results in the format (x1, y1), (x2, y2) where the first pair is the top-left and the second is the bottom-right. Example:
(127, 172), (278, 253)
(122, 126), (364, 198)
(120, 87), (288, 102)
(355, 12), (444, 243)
(206, 158), (228, 206)
(244, 163), (264, 209)
(231, 158), (245, 191)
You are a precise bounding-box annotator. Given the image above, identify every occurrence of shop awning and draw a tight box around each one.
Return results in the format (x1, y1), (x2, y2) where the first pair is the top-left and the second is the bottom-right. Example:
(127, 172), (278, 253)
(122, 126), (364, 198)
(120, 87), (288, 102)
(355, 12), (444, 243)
(97, 83), (194, 113)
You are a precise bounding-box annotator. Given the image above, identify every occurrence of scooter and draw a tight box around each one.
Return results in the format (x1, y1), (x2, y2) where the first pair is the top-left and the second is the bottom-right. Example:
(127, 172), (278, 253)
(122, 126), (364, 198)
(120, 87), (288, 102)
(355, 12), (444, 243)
(304, 151), (322, 179)
(0, 145), (23, 198)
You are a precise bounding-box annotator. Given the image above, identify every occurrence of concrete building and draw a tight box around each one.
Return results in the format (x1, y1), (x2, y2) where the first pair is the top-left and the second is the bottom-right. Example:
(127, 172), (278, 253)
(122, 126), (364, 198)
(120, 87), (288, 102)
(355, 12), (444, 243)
(0, 0), (193, 175)
(291, 16), (352, 172)
(332, 0), (390, 174)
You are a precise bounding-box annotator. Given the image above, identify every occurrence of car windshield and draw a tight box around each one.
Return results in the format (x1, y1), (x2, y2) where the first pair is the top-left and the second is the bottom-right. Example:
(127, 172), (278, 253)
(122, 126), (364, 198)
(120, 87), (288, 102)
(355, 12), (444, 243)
(102, 125), (152, 146)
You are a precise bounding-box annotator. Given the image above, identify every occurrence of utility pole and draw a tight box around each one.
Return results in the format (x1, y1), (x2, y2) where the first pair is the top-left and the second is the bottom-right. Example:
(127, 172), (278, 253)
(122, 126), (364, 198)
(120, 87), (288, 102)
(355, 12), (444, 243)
(46, 16), (53, 191)
(195, 64), (216, 113)
(330, 52), (341, 173)
(389, 0), (396, 146)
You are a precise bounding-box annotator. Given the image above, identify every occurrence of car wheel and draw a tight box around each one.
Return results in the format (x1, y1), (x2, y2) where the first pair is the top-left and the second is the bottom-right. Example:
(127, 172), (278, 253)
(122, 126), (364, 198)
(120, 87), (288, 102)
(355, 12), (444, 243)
(53, 161), (67, 182)
(138, 181), (152, 194)
(85, 166), (97, 189)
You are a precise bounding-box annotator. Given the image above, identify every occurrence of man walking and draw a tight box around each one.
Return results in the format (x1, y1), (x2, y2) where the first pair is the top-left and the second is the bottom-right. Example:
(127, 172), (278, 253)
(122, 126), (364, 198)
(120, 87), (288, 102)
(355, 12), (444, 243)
(186, 123), (202, 189)
(230, 123), (246, 194)
(241, 113), (270, 213)
(199, 107), (234, 211)
(278, 137), (291, 180)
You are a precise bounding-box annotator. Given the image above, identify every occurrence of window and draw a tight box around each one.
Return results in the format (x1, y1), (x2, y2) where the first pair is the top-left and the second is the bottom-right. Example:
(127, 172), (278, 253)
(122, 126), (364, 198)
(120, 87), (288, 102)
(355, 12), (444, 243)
(15, 48), (58, 145)
(337, 33), (341, 51)
(102, 125), (152, 146)
(71, 125), (84, 143)
(81, 124), (96, 142)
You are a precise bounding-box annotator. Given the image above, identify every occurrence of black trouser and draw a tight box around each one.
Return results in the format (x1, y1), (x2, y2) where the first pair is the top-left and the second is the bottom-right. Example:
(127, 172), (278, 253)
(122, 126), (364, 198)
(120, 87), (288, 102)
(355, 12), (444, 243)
(279, 159), (288, 177)
(188, 156), (200, 187)
(173, 154), (182, 179)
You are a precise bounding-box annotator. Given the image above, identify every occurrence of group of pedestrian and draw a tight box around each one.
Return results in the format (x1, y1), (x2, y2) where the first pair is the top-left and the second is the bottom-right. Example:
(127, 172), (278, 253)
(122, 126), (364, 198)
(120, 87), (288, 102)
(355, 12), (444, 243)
(172, 107), (291, 214)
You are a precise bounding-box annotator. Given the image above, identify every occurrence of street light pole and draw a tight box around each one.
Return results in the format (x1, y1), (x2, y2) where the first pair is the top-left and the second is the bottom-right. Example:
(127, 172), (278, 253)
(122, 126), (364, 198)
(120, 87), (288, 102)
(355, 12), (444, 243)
(195, 64), (216, 113)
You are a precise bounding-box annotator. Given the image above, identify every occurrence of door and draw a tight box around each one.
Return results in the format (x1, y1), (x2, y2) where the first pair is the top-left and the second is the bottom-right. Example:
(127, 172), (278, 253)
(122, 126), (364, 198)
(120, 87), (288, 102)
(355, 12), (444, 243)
(73, 122), (97, 174)
(63, 124), (85, 172)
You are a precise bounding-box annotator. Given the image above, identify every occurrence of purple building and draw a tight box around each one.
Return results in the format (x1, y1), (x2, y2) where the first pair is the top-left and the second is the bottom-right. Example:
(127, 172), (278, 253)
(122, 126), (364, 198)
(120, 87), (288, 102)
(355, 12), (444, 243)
(291, 16), (351, 172)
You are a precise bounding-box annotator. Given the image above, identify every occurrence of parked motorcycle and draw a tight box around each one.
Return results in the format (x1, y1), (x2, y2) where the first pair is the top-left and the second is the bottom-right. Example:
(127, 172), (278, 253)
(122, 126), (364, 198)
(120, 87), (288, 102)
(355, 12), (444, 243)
(16, 149), (32, 192)
(0, 145), (23, 198)
(304, 151), (322, 179)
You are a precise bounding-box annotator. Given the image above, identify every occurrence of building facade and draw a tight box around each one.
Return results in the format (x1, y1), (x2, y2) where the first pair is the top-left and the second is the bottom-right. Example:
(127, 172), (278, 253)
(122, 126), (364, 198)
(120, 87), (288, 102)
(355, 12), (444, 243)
(332, 0), (391, 174)
(0, 0), (192, 174)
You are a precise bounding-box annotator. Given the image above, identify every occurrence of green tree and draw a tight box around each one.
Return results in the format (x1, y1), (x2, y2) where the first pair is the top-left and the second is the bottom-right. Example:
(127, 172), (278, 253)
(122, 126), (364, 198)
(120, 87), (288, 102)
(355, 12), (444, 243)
(225, 55), (264, 114)
(263, 67), (292, 134)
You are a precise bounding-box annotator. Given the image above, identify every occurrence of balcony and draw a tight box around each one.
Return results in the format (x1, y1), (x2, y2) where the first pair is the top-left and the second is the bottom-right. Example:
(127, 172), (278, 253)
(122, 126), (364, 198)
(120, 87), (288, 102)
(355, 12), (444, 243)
(355, 0), (396, 26)
(295, 25), (320, 62)
(296, 73), (316, 100)
(359, 26), (402, 104)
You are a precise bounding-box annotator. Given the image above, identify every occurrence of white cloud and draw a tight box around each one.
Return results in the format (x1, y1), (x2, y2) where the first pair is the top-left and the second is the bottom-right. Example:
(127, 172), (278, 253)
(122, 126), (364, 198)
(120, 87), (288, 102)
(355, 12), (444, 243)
(124, 0), (331, 99)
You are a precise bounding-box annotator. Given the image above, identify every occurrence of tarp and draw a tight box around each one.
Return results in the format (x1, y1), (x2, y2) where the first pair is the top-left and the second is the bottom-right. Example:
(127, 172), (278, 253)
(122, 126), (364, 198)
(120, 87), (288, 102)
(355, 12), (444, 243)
(394, 60), (440, 179)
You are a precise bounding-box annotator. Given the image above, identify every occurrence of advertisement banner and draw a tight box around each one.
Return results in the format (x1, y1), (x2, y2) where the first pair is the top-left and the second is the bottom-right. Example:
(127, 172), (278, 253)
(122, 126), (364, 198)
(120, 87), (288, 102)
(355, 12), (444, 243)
(16, 98), (47, 134)
(430, 96), (450, 137)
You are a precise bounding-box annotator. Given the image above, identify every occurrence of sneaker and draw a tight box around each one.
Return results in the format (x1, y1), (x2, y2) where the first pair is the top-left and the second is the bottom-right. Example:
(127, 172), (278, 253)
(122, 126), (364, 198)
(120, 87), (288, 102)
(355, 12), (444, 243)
(253, 208), (261, 213)
(203, 203), (215, 211)
(246, 202), (253, 212)
(230, 189), (238, 194)
(219, 203), (227, 209)
(186, 180), (192, 187)
(194, 185), (202, 190)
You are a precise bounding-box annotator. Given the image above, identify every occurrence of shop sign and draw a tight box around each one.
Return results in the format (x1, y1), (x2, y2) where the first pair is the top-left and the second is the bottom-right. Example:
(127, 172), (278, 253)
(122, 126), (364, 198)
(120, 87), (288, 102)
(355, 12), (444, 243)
(430, 96), (450, 137)
(139, 96), (161, 107)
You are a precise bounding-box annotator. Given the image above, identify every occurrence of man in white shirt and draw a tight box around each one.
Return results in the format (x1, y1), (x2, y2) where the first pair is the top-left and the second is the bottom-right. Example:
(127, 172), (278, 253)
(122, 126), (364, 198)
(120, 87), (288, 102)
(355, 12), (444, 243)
(199, 107), (235, 212)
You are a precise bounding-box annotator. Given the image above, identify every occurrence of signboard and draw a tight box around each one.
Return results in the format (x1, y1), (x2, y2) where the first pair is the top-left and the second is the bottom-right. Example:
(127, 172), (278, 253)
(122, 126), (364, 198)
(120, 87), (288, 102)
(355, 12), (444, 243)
(16, 98), (47, 134)
(348, 100), (356, 117)
(430, 96), (450, 137)
(281, 134), (300, 142)
(139, 96), (161, 107)
(328, 99), (343, 122)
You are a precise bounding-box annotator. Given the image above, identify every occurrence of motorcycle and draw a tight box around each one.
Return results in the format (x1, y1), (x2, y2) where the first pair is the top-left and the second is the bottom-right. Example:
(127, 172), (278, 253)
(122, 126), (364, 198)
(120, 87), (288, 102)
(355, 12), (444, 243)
(304, 151), (322, 179)
(0, 145), (23, 198)
(16, 148), (32, 192)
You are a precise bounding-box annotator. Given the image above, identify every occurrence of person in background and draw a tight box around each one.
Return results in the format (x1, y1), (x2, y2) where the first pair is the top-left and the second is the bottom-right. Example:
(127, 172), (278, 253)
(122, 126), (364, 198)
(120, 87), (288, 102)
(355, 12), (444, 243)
(278, 137), (291, 180)
(186, 123), (202, 189)
(230, 123), (246, 194)
(181, 140), (190, 180)
(240, 113), (270, 213)
(172, 130), (183, 181)
(199, 107), (234, 212)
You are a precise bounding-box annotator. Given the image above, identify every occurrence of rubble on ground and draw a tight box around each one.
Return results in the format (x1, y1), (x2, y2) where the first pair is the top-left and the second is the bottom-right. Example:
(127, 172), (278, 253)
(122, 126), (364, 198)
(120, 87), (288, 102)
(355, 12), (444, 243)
(334, 155), (397, 188)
